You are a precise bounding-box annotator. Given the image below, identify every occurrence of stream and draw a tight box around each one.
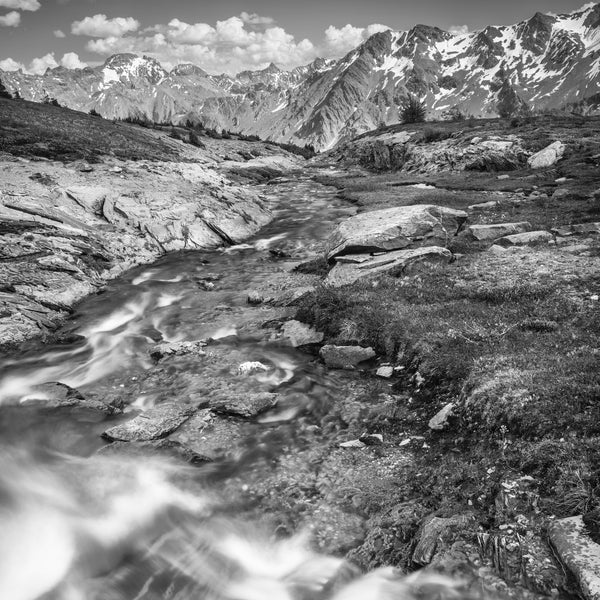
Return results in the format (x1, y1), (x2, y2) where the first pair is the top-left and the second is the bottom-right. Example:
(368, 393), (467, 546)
(0, 175), (411, 600)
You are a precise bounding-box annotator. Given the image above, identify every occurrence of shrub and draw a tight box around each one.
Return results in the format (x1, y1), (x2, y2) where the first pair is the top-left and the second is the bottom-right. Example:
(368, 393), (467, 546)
(420, 127), (452, 143)
(188, 130), (206, 148)
(441, 107), (465, 122)
(43, 96), (61, 107)
(89, 108), (102, 117)
(0, 78), (12, 99)
(400, 94), (426, 124)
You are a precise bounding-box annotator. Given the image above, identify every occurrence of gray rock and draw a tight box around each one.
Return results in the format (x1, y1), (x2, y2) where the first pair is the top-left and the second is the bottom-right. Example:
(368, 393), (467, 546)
(467, 222), (531, 242)
(168, 409), (245, 460)
(413, 514), (474, 565)
(497, 231), (554, 246)
(497, 174), (510, 180)
(281, 320), (324, 347)
(325, 205), (468, 261)
(549, 516), (600, 600)
(325, 246), (452, 287)
(210, 392), (277, 418)
(320, 345), (376, 369)
(376, 366), (394, 378)
(428, 402), (455, 430)
(19, 382), (116, 415)
(102, 403), (195, 442)
(552, 188), (571, 200)
(149, 340), (207, 360)
(468, 200), (501, 211)
(527, 141), (565, 169)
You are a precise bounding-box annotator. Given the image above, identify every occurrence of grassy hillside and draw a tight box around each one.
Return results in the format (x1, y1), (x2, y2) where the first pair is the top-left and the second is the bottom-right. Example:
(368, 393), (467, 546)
(0, 98), (182, 162)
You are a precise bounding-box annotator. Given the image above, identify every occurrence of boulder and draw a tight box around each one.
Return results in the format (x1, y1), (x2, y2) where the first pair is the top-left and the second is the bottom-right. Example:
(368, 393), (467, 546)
(497, 231), (554, 246)
(281, 320), (324, 347)
(325, 247), (452, 287)
(467, 222), (531, 242)
(549, 516), (600, 600)
(527, 141), (565, 169)
(210, 392), (277, 418)
(428, 403), (455, 430)
(102, 403), (195, 442)
(552, 188), (571, 200)
(325, 205), (468, 261)
(320, 345), (376, 369)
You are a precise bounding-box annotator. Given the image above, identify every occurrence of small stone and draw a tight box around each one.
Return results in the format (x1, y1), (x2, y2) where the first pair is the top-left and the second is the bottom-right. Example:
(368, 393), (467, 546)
(376, 366), (394, 378)
(340, 439), (366, 448)
(237, 361), (269, 375)
(497, 174), (510, 180)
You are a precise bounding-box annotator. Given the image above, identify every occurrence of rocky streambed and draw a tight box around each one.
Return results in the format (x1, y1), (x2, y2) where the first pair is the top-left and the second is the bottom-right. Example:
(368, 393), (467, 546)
(1, 151), (600, 600)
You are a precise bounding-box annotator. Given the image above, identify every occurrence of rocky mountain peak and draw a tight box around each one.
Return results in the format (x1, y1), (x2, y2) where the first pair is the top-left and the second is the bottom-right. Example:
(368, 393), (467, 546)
(170, 63), (209, 78)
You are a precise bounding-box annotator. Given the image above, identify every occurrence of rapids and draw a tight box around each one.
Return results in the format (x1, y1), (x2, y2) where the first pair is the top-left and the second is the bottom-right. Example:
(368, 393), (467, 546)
(0, 176), (456, 600)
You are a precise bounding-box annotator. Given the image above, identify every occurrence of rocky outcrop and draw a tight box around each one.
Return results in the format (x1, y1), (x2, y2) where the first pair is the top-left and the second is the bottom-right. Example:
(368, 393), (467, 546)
(325, 205), (467, 261)
(0, 145), (286, 350)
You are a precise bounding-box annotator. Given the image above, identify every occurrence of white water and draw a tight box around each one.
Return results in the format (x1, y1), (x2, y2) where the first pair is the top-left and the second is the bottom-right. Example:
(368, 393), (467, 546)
(0, 178), (460, 599)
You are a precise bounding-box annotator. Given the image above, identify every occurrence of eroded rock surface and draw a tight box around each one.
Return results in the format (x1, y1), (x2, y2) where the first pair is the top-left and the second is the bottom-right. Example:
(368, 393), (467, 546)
(325, 205), (467, 261)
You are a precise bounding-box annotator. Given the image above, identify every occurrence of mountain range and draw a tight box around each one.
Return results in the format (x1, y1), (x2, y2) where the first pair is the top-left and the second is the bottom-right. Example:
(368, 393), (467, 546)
(2, 3), (600, 150)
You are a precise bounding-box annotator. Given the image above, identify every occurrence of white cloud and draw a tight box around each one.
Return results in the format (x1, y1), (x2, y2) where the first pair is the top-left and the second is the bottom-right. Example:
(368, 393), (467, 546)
(72, 14), (140, 38)
(0, 10), (20, 26)
(60, 52), (87, 69)
(0, 52), (87, 73)
(449, 24), (469, 35)
(323, 23), (390, 56)
(53, 29), (66, 38)
(0, 57), (24, 71)
(0, 0), (40, 11)
(79, 13), (393, 75)
(239, 12), (275, 26)
(27, 52), (58, 74)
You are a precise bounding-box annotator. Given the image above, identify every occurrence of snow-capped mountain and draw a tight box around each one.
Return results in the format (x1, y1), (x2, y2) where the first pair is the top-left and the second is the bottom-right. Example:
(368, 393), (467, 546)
(2, 3), (600, 150)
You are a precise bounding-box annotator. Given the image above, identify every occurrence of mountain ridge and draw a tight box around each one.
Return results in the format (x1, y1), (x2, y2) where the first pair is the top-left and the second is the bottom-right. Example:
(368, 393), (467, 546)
(2, 2), (600, 150)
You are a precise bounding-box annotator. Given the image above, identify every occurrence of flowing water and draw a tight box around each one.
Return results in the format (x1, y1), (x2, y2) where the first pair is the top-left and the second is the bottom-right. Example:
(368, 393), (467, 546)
(0, 176), (449, 600)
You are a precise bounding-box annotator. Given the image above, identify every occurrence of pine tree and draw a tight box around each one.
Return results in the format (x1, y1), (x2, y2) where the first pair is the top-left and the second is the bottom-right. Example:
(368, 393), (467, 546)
(400, 94), (426, 124)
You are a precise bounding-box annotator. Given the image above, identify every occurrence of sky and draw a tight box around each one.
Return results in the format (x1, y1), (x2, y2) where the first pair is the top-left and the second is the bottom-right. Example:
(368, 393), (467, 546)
(0, 0), (595, 75)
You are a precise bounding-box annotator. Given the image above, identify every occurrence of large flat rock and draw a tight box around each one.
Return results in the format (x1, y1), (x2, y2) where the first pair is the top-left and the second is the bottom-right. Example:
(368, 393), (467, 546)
(468, 222), (531, 242)
(102, 403), (195, 442)
(549, 516), (600, 600)
(325, 205), (467, 261)
(325, 246), (452, 287)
